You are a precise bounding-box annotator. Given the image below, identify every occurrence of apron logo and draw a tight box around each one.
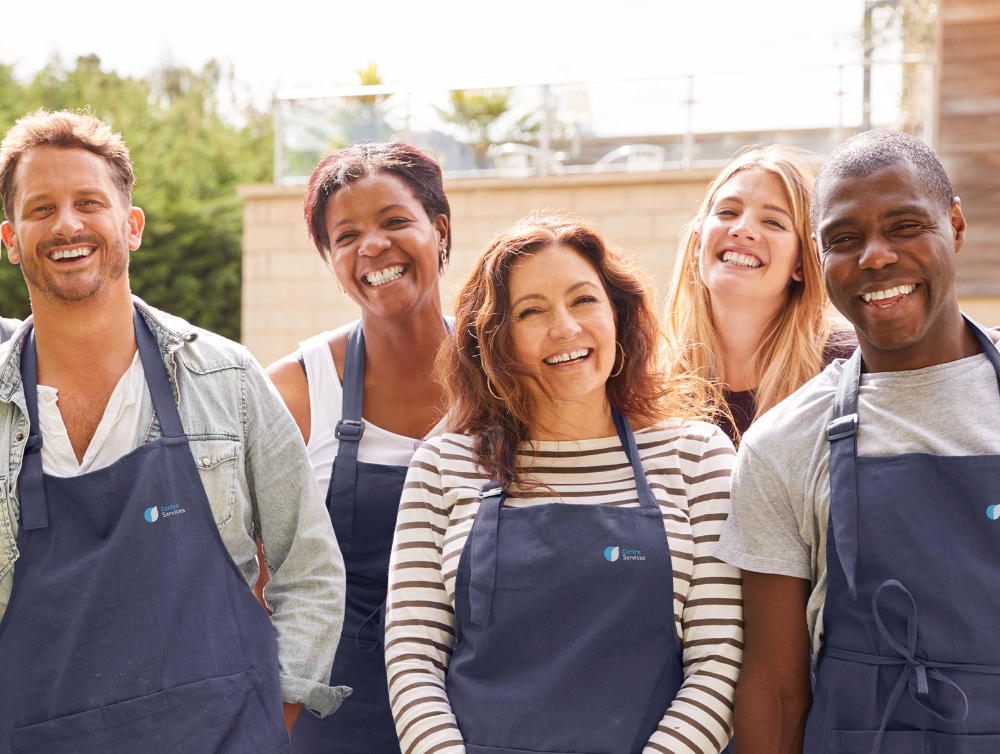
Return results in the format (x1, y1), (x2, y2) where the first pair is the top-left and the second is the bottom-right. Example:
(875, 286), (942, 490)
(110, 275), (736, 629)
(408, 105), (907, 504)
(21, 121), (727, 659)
(604, 546), (646, 562)
(605, 546), (645, 562)
(987, 505), (1000, 521)
(144, 504), (187, 522)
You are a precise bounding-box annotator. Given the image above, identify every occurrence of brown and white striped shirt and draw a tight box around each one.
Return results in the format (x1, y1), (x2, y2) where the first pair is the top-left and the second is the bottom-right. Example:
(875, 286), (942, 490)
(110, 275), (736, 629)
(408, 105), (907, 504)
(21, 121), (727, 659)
(385, 421), (742, 754)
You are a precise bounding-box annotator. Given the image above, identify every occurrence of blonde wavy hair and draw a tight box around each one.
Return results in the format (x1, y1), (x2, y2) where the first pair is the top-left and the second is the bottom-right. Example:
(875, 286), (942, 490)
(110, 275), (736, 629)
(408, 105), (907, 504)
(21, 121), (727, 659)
(664, 145), (838, 425)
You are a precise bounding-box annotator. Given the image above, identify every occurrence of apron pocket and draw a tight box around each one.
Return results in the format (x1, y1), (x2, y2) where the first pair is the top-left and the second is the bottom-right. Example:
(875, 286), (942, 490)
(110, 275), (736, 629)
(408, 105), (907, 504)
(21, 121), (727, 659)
(826, 729), (1000, 753)
(12, 668), (287, 754)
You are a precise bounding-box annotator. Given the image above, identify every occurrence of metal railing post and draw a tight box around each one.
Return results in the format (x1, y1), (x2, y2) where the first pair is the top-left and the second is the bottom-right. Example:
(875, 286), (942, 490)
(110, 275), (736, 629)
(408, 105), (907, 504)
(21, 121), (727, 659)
(836, 64), (846, 145)
(682, 75), (695, 170)
(540, 84), (553, 177)
(922, 60), (935, 147)
(863, 0), (901, 131)
(404, 91), (413, 142)
(272, 96), (284, 185)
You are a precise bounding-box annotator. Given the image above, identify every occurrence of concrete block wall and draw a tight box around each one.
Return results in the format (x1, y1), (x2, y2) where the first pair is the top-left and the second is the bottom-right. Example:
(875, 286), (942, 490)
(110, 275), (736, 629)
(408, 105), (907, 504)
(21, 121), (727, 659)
(240, 168), (1000, 366)
(239, 170), (717, 366)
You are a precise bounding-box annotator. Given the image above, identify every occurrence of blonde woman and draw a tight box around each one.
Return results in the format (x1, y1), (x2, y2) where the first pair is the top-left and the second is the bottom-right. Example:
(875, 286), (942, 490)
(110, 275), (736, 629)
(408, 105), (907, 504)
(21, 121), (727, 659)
(664, 146), (853, 444)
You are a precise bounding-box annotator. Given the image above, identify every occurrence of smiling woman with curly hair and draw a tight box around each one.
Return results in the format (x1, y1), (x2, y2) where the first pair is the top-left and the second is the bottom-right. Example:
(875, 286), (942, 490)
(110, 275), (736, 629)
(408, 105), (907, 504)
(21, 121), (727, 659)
(385, 212), (742, 754)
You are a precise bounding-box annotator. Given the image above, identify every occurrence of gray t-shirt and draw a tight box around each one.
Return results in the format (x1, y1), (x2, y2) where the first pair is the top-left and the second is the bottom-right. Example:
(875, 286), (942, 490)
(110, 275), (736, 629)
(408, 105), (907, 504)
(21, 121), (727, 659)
(716, 341), (1000, 654)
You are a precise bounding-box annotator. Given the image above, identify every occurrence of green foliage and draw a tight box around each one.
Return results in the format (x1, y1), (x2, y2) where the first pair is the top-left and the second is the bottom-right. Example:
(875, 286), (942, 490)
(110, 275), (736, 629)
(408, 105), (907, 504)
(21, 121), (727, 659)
(860, 0), (938, 135)
(435, 89), (514, 167)
(0, 55), (272, 340)
(354, 61), (389, 105)
(863, 0), (937, 53)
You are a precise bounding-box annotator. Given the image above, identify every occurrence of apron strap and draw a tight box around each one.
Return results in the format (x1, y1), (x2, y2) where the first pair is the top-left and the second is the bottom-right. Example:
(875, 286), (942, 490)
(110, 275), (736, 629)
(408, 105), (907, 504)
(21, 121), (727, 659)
(611, 407), (658, 512)
(467, 407), (655, 627)
(327, 321), (366, 556)
(133, 307), (185, 439)
(827, 347), (862, 599)
(964, 314), (1000, 392)
(328, 318), (454, 555)
(827, 315), (999, 601)
(468, 480), (506, 627)
(17, 306), (184, 531)
(19, 328), (46, 531)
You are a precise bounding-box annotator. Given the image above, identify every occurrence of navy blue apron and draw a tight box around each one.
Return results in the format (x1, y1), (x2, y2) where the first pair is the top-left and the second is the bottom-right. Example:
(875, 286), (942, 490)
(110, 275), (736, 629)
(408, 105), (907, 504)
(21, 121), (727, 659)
(0, 307), (289, 754)
(804, 317), (1000, 754)
(445, 409), (689, 754)
(293, 320), (449, 753)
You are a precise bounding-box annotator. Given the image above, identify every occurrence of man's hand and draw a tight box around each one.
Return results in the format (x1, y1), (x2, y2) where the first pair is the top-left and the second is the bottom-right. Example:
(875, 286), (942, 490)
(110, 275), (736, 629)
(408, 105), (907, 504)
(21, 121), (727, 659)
(735, 571), (812, 754)
(283, 702), (304, 732)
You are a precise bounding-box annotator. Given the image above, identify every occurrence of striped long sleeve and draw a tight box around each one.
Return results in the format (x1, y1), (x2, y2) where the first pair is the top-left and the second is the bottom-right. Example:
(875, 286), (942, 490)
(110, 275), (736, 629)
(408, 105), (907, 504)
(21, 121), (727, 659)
(386, 423), (741, 754)
(644, 427), (742, 754)
(385, 440), (467, 754)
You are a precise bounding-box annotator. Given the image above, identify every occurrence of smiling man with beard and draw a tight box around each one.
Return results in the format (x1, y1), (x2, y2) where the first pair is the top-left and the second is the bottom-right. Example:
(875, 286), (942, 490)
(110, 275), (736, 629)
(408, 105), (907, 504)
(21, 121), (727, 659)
(717, 129), (1000, 754)
(0, 110), (349, 754)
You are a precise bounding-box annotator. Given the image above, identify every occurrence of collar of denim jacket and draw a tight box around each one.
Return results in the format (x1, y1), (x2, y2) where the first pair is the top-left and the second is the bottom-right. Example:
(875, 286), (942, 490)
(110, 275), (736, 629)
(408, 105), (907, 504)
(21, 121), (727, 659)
(0, 295), (193, 406)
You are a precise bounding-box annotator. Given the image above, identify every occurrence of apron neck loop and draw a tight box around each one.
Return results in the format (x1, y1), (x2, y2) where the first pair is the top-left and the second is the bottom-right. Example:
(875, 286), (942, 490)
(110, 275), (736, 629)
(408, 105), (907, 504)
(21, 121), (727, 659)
(17, 305), (183, 531)
(826, 347), (862, 599)
(19, 328), (47, 531)
(468, 480), (505, 627)
(329, 321), (366, 555)
(828, 316), (999, 602)
(133, 307), (184, 439)
(330, 316), (456, 553)
(337, 322), (366, 437)
(611, 407), (658, 512)
(963, 313), (1000, 390)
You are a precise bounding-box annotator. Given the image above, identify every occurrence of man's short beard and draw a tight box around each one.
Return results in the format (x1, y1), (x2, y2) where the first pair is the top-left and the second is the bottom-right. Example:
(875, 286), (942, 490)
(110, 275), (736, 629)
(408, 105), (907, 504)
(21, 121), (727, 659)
(22, 232), (130, 303)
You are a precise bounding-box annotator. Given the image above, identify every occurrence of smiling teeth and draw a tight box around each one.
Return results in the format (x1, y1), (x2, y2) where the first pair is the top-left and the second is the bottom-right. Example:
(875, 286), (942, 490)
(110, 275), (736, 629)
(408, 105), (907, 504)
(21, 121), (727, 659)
(862, 284), (915, 303)
(722, 251), (761, 268)
(365, 265), (406, 287)
(50, 247), (93, 261)
(544, 348), (590, 365)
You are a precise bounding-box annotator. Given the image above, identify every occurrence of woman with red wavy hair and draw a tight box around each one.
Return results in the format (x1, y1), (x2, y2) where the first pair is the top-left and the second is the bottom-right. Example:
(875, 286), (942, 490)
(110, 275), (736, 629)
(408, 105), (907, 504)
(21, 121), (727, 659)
(385, 213), (741, 754)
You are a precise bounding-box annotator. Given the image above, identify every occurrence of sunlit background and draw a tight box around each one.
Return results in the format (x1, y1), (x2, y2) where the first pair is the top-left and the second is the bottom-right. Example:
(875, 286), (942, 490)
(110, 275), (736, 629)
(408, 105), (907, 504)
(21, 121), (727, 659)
(3, 0), (995, 364)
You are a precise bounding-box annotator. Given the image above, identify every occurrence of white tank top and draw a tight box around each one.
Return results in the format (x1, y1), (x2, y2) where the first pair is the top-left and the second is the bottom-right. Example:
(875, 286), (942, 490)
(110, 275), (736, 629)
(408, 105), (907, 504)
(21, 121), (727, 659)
(298, 330), (447, 495)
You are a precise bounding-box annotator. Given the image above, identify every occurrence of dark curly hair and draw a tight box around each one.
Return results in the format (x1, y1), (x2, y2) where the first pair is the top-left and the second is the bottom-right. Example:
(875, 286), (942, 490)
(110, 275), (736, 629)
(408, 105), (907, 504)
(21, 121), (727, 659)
(303, 142), (451, 268)
(812, 129), (953, 230)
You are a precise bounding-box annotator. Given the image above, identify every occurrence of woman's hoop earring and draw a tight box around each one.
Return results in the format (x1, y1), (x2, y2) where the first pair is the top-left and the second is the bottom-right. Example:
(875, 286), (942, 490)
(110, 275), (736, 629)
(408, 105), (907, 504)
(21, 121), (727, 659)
(487, 378), (503, 402)
(609, 341), (626, 379)
(440, 246), (449, 271)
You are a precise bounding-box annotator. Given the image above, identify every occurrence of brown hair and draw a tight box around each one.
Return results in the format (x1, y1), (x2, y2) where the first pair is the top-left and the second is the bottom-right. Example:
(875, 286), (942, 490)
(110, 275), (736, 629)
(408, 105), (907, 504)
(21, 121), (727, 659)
(0, 109), (135, 216)
(303, 142), (451, 267)
(441, 211), (717, 488)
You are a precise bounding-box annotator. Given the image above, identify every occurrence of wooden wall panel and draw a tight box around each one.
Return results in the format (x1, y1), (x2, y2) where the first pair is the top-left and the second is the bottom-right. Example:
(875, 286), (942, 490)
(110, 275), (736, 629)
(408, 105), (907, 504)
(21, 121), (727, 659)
(938, 0), (1000, 294)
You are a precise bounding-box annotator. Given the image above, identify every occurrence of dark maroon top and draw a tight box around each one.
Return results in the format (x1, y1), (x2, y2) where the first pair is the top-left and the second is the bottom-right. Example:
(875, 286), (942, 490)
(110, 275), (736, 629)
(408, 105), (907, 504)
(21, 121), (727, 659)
(717, 333), (858, 446)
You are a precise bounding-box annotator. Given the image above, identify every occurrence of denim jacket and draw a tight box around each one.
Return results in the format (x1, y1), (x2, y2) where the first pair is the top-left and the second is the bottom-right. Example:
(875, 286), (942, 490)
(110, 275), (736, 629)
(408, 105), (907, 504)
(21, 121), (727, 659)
(0, 298), (349, 716)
